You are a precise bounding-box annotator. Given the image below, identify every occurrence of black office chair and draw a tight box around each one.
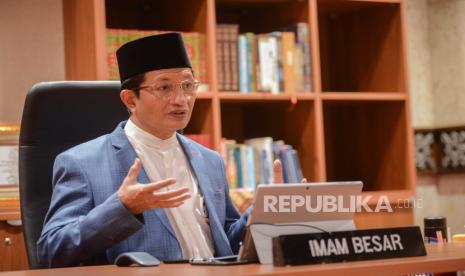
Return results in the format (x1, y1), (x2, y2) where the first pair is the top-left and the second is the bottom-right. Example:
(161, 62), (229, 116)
(19, 81), (128, 268)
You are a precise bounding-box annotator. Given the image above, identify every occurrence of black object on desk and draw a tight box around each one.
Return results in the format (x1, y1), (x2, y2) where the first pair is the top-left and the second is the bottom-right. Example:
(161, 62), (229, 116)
(190, 255), (248, 266)
(424, 216), (448, 242)
(115, 252), (161, 267)
(273, 226), (427, 266)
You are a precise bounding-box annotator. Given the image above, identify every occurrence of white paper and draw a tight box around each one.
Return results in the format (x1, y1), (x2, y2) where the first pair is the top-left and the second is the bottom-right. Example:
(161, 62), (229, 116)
(0, 145), (19, 185)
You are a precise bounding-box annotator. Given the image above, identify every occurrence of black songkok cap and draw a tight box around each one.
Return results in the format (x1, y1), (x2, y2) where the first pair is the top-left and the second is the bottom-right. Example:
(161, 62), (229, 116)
(116, 32), (192, 83)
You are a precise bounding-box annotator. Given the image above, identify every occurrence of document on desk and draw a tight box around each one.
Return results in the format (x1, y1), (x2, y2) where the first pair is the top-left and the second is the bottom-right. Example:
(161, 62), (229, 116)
(250, 220), (355, 264)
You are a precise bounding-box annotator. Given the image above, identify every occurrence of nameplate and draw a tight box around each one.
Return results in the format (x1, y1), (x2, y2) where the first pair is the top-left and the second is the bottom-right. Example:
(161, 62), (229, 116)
(272, 226), (426, 266)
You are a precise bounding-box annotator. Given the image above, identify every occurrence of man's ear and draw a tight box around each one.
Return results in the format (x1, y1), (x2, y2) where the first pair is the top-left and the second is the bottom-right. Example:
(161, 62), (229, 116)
(120, 90), (137, 114)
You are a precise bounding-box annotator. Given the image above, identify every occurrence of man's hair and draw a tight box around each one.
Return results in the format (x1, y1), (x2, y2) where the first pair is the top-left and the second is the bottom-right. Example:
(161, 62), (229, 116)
(121, 72), (145, 98)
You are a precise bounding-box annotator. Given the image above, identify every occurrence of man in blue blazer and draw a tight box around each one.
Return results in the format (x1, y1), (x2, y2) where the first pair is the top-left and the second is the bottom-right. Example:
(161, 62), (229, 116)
(38, 119), (247, 266)
(37, 33), (282, 268)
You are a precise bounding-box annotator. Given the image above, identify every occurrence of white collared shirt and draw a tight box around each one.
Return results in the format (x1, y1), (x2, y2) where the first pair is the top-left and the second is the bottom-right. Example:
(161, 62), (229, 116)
(124, 119), (214, 259)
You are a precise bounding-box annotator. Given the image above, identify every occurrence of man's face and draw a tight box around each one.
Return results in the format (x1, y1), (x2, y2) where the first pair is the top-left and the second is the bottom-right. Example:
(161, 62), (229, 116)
(121, 68), (196, 139)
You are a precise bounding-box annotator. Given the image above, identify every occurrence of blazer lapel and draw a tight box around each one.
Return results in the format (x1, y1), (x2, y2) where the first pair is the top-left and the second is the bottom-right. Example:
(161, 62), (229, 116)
(110, 121), (177, 239)
(177, 134), (233, 256)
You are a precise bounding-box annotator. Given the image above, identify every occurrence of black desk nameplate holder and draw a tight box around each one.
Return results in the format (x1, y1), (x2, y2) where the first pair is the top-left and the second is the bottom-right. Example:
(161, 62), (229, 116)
(272, 226), (427, 266)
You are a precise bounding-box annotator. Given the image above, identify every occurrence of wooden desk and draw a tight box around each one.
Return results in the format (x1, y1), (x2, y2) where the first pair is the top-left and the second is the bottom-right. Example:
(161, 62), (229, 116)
(1, 243), (465, 276)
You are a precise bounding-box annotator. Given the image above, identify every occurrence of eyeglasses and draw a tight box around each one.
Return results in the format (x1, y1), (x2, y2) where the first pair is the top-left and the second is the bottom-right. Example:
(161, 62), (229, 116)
(130, 79), (200, 100)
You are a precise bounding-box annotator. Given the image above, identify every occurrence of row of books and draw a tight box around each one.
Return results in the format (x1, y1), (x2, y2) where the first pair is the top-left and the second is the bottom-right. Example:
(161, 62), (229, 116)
(216, 23), (312, 94)
(106, 29), (208, 91)
(220, 137), (303, 190)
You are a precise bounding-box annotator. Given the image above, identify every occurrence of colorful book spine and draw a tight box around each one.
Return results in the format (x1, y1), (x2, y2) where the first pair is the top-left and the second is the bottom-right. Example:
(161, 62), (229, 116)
(198, 33), (208, 91)
(284, 145), (298, 183)
(182, 32), (203, 91)
(246, 145), (256, 190)
(229, 25), (239, 91)
(269, 32), (284, 93)
(279, 145), (290, 183)
(245, 137), (274, 184)
(238, 34), (249, 93)
(257, 35), (276, 93)
(192, 33), (202, 87)
(294, 45), (304, 92)
(106, 29), (120, 80)
(281, 32), (297, 95)
(245, 32), (256, 92)
(255, 34), (263, 92)
(183, 33), (195, 72)
(216, 25), (225, 91)
(295, 22), (312, 92)
(239, 145), (250, 188)
(223, 26), (232, 91)
(268, 35), (280, 94)
(234, 146), (243, 188)
(290, 149), (303, 182)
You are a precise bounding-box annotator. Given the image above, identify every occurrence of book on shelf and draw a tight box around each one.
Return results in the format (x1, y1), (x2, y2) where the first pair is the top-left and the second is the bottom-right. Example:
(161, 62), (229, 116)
(217, 24), (239, 92)
(257, 34), (277, 93)
(238, 34), (248, 93)
(221, 137), (303, 190)
(267, 33), (282, 93)
(220, 139), (238, 189)
(217, 25), (225, 91)
(217, 22), (312, 94)
(223, 26), (232, 91)
(237, 144), (255, 190)
(244, 137), (274, 185)
(245, 32), (257, 93)
(106, 28), (208, 91)
(198, 34), (208, 91)
(282, 22), (312, 92)
(229, 25), (239, 91)
(281, 32), (297, 94)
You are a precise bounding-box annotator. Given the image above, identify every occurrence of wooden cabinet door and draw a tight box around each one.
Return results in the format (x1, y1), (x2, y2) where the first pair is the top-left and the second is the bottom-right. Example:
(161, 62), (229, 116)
(0, 221), (28, 271)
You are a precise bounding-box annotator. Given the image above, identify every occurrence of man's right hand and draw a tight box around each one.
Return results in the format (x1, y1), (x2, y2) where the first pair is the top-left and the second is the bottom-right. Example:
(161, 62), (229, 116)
(117, 158), (191, 214)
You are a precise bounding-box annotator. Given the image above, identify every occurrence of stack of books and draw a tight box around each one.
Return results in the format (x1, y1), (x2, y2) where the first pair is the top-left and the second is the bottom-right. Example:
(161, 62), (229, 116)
(220, 137), (303, 190)
(216, 23), (312, 94)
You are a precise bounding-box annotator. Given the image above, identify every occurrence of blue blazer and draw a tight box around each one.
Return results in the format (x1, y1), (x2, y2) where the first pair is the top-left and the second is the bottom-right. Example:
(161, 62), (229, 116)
(37, 121), (248, 267)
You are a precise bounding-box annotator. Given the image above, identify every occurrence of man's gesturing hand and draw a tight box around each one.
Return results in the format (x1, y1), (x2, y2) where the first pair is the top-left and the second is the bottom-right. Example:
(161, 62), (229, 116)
(117, 158), (191, 214)
(272, 159), (307, 184)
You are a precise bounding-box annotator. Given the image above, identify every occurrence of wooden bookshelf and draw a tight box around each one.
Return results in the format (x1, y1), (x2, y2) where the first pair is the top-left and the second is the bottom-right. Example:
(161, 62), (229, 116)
(62, 0), (416, 228)
(321, 92), (407, 101)
(219, 93), (315, 102)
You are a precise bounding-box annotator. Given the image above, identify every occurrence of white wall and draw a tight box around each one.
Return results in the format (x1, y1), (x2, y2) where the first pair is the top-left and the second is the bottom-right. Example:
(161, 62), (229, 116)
(406, 0), (435, 129)
(406, 0), (465, 236)
(407, 0), (465, 129)
(0, 0), (65, 123)
(428, 0), (465, 127)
